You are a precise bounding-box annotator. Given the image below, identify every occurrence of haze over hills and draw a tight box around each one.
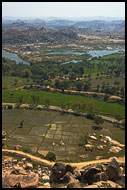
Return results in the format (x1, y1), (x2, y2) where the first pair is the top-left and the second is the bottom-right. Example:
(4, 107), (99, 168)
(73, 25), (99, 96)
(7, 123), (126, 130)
(2, 16), (125, 21)
(2, 16), (125, 32)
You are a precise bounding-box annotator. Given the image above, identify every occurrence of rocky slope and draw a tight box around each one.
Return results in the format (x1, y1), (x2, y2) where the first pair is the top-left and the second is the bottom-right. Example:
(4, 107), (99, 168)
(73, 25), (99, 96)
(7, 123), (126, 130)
(2, 154), (125, 188)
(2, 22), (79, 44)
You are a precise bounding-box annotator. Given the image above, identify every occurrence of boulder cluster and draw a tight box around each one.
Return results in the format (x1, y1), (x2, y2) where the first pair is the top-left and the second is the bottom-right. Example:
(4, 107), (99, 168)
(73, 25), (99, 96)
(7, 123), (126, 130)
(84, 133), (125, 154)
(2, 155), (125, 188)
(2, 156), (51, 188)
(49, 157), (125, 188)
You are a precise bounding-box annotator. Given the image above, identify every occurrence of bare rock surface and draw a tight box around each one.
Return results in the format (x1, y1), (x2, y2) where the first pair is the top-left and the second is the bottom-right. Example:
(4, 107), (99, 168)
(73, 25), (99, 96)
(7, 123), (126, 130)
(2, 153), (125, 188)
(25, 162), (33, 170)
(84, 144), (95, 151)
(10, 166), (27, 175)
(109, 146), (122, 153)
(67, 178), (81, 188)
(2, 173), (39, 188)
(50, 162), (74, 183)
(106, 157), (122, 181)
(81, 167), (102, 184)
(89, 135), (97, 141)
(62, 171), (74, 183)
(50, 162), (67, 183)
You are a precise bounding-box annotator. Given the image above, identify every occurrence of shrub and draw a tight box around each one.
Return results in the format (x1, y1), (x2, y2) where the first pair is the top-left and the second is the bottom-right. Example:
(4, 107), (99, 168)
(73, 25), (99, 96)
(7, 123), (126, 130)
(21, 147), (33, 154)
(86, 113), (95, 120)
(8, 105), (13, 109)
(45, 151), (56, 161)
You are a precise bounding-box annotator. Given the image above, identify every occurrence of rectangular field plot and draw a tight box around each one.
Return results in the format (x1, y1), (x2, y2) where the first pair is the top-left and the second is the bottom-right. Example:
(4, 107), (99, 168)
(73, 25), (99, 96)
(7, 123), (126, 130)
(29, 118), (52, 125)
(45, 134), (55, 139)
(12, 127), (32, 135)
(29, 127), (48, 136)
(51, 113), (71, 124)
(9, 135), (43, 147)
(2, 114), (17, 124)
(2, 123), (17, 134)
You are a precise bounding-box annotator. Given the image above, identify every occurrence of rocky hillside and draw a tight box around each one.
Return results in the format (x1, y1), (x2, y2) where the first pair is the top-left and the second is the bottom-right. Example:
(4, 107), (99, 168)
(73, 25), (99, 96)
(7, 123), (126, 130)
(2, 154), (125, 188)
(2, 21), (79, 44)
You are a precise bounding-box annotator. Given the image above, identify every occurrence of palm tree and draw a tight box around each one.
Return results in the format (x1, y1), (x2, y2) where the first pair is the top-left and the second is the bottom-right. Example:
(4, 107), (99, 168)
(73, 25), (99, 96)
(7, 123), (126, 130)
(45, 98), (51, 107)
(31, 95), (36, 105)
(18, 96), (23, 105)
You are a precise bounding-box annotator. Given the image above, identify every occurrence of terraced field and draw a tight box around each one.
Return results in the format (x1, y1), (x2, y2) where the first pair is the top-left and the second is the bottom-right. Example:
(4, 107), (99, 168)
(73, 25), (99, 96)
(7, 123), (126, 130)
(2, 109), (125, 162)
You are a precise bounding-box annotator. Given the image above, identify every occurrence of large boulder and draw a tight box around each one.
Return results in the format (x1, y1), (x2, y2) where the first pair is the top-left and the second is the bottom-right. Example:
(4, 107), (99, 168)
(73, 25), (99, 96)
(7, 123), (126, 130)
(50, 162), (66, 183)
(85, 144), (95, 151)
(91, 180), (122, 188)
(62, 171), (74, 183)
(2, 131), (6, 139)
(89, 135), (97, 141)
(104, 136), (112, 142)
(109, 140), (125, 147)
(67, 178), (81, 188)
(10, 166), (27, 175)
(25, 162), (33, 170)
(2, 173), (39, 188)
(109, 146), (122, 153)
(14, 145), (22, 150)
(93, 172), (108, 182)
(50, 162), (74, 183)
(106, 157), (122, 181)
(73, 169), (81, 180)
(81, 167), (102, 185)
(42, 175), (50, 180)
(83, 184), (98, 188)
(65, 164), (74, 174)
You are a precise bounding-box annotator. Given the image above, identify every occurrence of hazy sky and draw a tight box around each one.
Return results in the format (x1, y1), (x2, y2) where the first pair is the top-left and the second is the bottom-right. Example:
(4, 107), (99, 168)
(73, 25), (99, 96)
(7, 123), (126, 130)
(2, 2), (125, 18)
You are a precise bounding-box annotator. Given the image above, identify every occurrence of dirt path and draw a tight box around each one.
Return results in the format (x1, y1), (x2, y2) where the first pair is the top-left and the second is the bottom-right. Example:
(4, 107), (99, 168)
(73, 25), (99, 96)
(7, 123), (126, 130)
(2, 149), (125, 170)
(2, 102), (121, 123)
(14, 85), (122, 100)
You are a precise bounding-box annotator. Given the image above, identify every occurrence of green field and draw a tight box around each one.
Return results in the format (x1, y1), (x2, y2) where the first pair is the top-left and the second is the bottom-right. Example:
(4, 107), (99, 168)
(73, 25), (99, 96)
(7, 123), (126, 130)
(2, 109), (125, 162)
(2, 89), (125, 118)
(2, 76), (28, 90)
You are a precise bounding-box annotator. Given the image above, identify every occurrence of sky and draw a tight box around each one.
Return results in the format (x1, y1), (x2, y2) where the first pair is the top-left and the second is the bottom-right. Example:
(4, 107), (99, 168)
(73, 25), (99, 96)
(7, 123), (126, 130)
(2, 2), (125, 19)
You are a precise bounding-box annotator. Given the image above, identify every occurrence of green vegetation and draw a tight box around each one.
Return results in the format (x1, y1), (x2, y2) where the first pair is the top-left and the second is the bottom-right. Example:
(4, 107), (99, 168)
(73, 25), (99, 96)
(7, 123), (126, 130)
(45, 151), (56, 161)
(2, 89), (125, 118)
(2, 76), (28, 90)
(2, 21), (125, 163)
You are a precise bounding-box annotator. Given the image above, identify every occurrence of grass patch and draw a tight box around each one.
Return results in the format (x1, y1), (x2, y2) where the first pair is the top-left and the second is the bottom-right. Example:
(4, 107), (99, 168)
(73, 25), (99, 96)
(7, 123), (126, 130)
(2, 89), (125, 118)
(2, 76), (28, 90)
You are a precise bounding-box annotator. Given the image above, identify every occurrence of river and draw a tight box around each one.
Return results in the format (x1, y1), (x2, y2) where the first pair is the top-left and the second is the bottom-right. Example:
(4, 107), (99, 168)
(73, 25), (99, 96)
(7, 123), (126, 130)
(2, 50), (30, 65)
(2, 49), (123, 65)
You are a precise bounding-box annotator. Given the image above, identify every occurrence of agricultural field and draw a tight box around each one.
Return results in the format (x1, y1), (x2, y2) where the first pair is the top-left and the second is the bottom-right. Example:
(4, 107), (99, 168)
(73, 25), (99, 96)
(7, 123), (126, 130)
(2, 89), (125, 118)
(2, 18), (125, 164)
(2, 76), (29, 90)
(2, 109), (125, 162)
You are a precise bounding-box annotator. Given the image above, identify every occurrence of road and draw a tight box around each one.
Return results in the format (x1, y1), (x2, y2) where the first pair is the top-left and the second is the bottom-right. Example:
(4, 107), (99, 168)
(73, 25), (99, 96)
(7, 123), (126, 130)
(2, 102), (122, 123)
(15, 85), (122, 100)
(2, 149), (125, 170)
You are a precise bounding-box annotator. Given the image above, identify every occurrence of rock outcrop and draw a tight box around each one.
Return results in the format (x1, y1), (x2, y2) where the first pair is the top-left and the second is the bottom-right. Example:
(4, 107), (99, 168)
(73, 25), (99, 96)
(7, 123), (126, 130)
(50, 162), (74, 183)
(106, 157), (122, 181)
(2, 173), (39, 188)
(2, 154), (125, 188)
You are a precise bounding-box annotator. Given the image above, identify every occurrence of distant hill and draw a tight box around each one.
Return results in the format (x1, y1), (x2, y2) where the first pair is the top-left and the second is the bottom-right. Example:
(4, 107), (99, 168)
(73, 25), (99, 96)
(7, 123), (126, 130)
(2, 21), (79, 44)
(2, 16), (125, 32)
(73, 20), (125, 32)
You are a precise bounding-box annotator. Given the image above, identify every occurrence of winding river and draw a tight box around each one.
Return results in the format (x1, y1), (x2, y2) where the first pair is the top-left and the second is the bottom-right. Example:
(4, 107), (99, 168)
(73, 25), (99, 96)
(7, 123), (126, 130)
(2, 50), (30, 65)
(2, 49), (123, 65)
